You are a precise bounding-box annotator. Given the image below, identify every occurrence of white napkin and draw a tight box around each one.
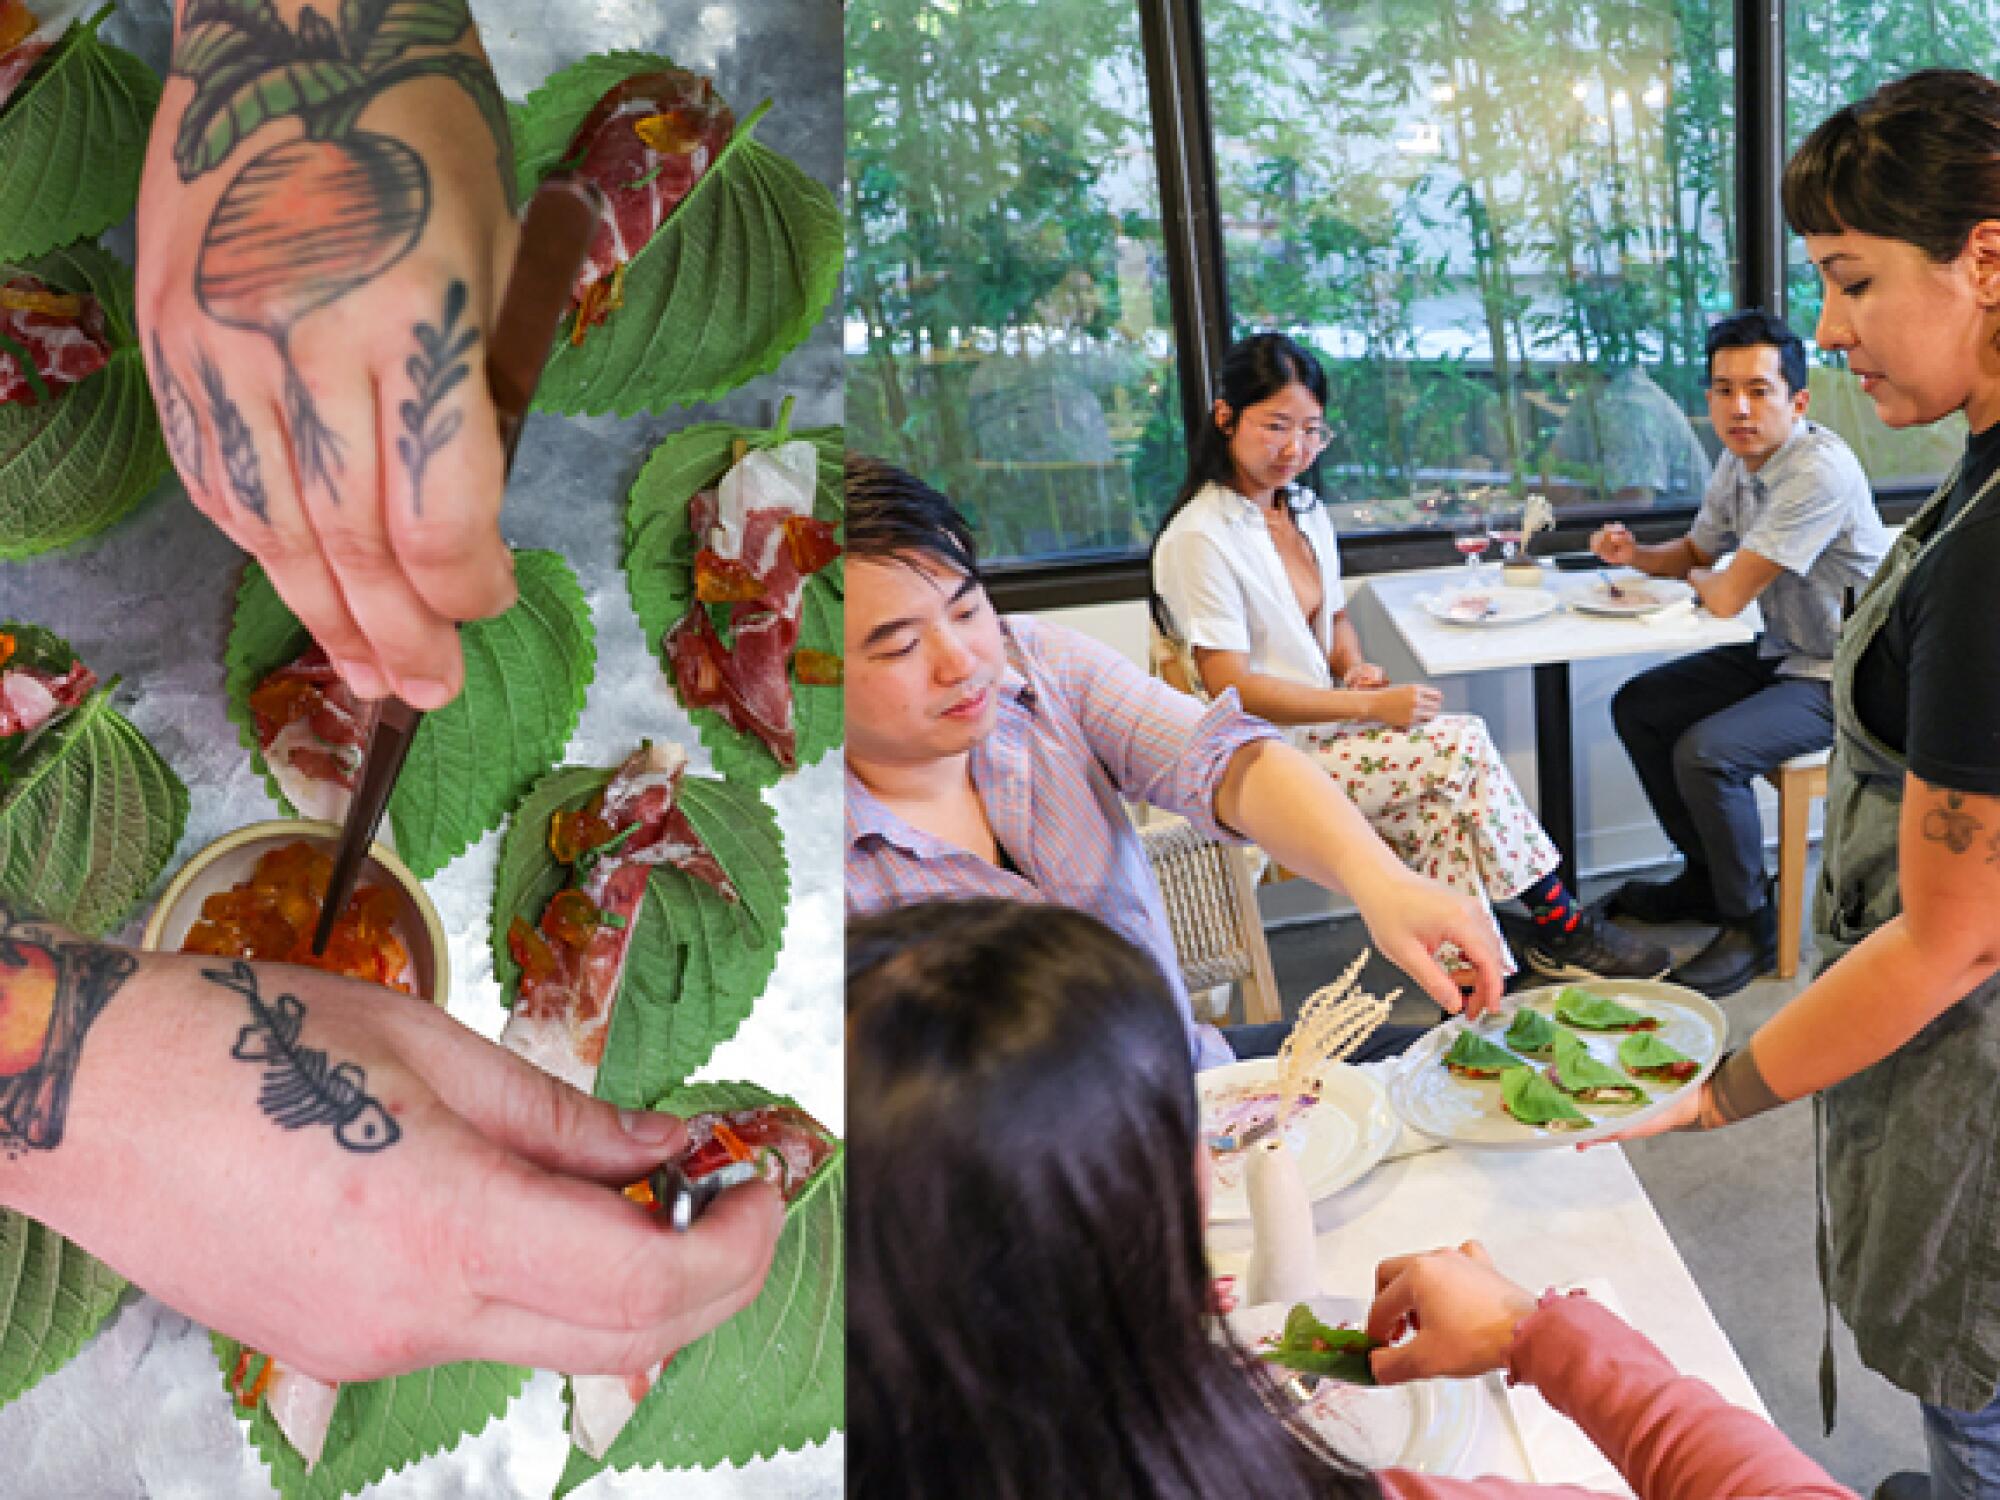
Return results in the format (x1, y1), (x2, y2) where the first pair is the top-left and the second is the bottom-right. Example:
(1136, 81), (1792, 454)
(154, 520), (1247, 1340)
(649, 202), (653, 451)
(1502, 1277), (1634, 1495)
(1637, 597), (1698, 629)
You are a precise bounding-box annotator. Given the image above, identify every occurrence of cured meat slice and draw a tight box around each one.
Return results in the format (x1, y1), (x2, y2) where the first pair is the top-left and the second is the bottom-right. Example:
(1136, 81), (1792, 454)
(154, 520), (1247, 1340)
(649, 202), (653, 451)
(663, 442), (840, 770)
(0, 273), (111, 408)
(571, 1102), (836, 1459)
(563, 70), (734, 339)
(246, 646), (370, 824)
(0, 1), (48, 113)
(501, 742), (734, 1093)
(0, 629), (95, 743)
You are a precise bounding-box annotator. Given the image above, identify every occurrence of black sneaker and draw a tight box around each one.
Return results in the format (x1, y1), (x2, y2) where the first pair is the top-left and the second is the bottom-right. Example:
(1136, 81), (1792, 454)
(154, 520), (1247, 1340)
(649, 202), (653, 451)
(1871, 1473), (1930, 1500)
(1669, 902), (1778, 999)
(1523, 909), (1673, 981)
(1609, 865), (1721, 926)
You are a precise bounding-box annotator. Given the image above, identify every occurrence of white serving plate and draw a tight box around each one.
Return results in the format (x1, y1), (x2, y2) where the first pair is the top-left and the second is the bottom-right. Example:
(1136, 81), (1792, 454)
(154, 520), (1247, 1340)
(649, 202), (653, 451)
(1385, 980), (1726, 1151)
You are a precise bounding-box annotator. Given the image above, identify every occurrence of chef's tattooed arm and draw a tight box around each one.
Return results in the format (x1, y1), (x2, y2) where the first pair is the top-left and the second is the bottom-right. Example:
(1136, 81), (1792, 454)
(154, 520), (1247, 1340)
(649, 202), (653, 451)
(0, 899), (134, 1156)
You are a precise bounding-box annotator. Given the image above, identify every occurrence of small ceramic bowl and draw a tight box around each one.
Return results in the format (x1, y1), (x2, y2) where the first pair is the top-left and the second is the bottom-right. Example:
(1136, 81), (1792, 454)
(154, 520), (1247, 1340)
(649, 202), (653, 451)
(141, 819), (449, 1006)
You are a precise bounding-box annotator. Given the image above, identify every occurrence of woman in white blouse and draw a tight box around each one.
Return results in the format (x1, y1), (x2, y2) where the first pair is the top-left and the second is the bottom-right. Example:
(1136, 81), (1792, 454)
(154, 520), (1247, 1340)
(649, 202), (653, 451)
(1151, 333), (1665, 981)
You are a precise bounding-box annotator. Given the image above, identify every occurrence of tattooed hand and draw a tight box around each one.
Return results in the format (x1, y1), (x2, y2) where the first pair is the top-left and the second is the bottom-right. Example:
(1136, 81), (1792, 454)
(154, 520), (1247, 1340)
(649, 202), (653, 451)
(134, 0), (523, 711)
(0, 917), (782, 1383)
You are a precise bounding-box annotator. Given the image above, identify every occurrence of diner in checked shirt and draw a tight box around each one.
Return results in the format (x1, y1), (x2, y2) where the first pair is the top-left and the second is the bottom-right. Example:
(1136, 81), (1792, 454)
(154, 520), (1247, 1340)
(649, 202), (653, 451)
(841, 453), (1508, 1067)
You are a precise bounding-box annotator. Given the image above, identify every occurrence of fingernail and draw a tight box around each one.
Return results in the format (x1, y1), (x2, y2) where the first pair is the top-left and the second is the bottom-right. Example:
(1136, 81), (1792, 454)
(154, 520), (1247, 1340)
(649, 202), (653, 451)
(397, 677), (455, 711)
(340, 661), (388, 699)
(620, 1108), (680, 1144)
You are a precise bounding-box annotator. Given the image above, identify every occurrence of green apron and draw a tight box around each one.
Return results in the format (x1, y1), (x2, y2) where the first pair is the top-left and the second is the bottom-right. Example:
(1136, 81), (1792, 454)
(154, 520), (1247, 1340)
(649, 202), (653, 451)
(1814, 462), (2000, 1415)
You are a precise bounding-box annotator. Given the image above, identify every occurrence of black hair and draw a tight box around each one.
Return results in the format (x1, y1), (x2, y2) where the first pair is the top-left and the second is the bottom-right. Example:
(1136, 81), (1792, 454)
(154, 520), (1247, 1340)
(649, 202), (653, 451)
(1148, 333), (1331, 637)
(847, 899), (1379, 1500)
(1704, 309), (1808, 396)
(845, 451), (984, 581)
(1785, 68), (2000, 261)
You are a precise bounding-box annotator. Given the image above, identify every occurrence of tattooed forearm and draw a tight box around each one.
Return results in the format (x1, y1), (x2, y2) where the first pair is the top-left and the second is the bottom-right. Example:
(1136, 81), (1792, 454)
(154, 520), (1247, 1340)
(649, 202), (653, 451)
(0, 902), (136, 1155)
(151, 332), (207, 498)
(203, 961), (399, 1153)
(397, 280), (479, 515)
(196, 350), (269, 523)
(1921, 790), (1984, 854)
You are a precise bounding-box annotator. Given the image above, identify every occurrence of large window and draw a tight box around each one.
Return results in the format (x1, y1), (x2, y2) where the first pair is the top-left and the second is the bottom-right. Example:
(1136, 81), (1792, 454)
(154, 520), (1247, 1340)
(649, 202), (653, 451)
(846, 0), (1184, 566)
(1206, 0), (1736, 535)
(1782, 0), (1978, 493)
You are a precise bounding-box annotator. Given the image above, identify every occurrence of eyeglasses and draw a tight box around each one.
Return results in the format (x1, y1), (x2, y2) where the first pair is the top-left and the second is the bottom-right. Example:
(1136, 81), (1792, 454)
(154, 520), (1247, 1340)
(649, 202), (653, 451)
(1252, 419), (1332, 452)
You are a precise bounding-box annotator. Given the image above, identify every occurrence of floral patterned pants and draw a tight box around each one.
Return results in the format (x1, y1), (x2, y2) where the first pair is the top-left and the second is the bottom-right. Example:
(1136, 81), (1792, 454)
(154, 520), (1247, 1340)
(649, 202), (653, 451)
(1300, 713), (1561, 946)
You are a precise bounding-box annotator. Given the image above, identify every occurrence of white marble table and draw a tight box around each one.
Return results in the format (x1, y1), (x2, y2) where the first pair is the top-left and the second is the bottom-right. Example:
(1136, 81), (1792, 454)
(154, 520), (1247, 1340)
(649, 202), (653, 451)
(1208, 1136), (1768, 1490)
(1364, 567), (1760, 889)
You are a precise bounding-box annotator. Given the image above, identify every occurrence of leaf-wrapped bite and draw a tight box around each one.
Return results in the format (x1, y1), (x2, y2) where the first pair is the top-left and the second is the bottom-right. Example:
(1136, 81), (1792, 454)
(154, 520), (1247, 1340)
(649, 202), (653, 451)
(1620, 1031), (1698, 1083)
(1503, 1006), (1561, 1057)
(1554, 987), (1658, 1032)
(1501, 1065), (1591, 1131)
(1442, 1029), (1520, 1079)
(1258, 1303), (1381, 1386)
(511, 50), (841, 416)
(0, 621), (187, 936)
(1548, 1032), (1647, 1104)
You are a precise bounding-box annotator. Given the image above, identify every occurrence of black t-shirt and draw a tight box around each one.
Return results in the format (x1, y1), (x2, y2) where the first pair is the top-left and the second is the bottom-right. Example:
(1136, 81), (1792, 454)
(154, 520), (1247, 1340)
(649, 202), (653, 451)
(1852, 421), (2000, 795)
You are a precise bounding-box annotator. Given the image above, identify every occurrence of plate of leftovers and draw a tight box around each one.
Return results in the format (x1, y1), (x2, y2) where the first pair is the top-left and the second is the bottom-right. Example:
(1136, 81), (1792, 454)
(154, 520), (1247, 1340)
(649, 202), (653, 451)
(1200, 1059), (1398, 1220)
(1419, 588), (1560, 627)
(1568, 574), (1696, 616)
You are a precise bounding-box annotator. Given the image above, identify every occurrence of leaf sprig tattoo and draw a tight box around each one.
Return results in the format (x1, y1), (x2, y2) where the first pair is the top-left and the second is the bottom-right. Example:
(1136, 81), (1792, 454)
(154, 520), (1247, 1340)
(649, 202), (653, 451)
(152, 332), (207, 498)
(0, 901), (135, 1156)
(397, 279), (479, 515)
(205, 961), (400, 1153)
(196, 350), (269, 523)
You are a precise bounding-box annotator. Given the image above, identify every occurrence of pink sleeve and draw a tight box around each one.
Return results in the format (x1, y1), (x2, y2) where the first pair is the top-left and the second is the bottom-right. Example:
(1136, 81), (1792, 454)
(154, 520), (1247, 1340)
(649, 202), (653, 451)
(1375, 1297), (1856, 1500)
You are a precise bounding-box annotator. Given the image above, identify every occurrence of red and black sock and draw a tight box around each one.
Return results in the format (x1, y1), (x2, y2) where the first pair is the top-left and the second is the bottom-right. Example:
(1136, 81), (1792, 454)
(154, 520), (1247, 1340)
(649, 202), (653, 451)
(1520, 871), (1580, 932)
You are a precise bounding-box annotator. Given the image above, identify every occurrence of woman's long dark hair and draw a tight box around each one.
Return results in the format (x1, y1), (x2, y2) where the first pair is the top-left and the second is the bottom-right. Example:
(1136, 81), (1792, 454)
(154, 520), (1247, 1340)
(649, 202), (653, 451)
(848, 900), (1379, 1500)
(1149, 332), (1332, 636)
(1785, 69), (2000, 257)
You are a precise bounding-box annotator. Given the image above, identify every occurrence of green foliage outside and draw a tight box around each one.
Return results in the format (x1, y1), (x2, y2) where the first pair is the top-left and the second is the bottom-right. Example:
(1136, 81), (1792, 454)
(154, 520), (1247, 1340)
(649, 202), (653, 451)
(847, 0), (1976, 564)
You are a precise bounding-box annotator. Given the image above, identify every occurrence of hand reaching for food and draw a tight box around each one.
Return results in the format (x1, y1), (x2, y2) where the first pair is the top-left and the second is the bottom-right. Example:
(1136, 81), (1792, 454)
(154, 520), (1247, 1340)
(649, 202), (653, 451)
(1351, 870), (1504, 1018)
(135, 0), (522, 710)
(1365, 1240), (1537, 1383)
(0, 902), (783, 1384)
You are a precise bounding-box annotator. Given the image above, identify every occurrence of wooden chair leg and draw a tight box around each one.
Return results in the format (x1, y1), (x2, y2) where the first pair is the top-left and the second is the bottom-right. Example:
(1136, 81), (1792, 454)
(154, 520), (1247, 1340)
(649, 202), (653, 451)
(1776, 771), (1811, 981)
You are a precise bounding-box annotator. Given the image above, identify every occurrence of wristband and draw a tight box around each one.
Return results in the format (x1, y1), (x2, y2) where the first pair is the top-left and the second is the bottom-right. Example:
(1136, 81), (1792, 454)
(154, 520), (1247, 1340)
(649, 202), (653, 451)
(1706, 1046), (1787, 1126)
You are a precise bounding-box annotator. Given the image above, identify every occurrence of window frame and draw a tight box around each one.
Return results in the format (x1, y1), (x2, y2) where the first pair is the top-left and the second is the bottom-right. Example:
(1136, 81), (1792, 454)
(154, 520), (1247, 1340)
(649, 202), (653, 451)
(873, 0), (1947, 613)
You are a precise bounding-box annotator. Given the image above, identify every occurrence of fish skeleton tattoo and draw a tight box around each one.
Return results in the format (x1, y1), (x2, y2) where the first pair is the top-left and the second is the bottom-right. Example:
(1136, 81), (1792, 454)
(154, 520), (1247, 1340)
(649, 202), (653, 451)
(205, 961), (400, 1153)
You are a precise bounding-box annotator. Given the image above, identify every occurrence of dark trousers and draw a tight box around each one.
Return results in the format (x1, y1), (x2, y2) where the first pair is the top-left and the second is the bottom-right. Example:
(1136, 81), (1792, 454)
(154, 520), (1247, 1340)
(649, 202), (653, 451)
(1610, 643), (1834, 920)
(1224, 1020), (1429, 1062)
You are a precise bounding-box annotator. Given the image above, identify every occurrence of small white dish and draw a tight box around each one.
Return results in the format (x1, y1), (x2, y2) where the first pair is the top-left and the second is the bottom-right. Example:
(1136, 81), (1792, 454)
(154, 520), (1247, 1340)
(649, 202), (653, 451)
(1200, 1060), (1398, 1220)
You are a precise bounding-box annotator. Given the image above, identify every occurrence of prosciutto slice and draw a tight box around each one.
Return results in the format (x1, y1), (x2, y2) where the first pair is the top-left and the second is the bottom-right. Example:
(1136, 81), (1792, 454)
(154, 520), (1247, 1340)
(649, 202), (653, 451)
(570, 1103), (837, 1460)
(0, 634), (94, 742)
(501, 742), (734, 1092)
(246, 646), (370, 824)
(0, 1), (47, 113)
(0, 273), (111, 408)
(664, 442), (840, 770)
(564, 70), (734, 337)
